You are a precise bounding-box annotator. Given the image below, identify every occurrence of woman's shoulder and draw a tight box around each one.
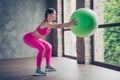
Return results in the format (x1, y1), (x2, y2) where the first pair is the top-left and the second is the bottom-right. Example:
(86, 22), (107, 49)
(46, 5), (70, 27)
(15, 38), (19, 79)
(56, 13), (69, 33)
(38, 21), (48, 28)
(38, 20), (57, 29)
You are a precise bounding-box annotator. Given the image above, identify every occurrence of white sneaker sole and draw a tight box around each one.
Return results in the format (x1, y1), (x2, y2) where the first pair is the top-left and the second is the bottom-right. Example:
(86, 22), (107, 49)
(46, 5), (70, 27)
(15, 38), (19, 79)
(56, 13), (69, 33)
(34, 73), (47, 76)
(45, 69), (56, 72)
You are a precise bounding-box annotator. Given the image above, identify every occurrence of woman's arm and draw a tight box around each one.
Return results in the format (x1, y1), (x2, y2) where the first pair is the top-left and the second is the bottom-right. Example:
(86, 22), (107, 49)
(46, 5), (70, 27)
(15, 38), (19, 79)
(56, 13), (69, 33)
(56, 21), (77, 28)
(41, 21), (77, 29)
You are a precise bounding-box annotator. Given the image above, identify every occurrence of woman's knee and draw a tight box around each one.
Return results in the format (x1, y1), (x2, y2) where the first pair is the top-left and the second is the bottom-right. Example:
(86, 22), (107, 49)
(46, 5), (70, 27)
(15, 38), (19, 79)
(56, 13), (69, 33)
(46, 44), (52, 50)
(38, 45), (45, 51)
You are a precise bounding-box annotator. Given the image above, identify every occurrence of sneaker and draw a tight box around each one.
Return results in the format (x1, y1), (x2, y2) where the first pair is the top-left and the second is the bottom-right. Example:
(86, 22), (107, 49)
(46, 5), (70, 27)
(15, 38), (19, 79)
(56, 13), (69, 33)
(45, 65), (57, 72)
(34, 69), (47, 76)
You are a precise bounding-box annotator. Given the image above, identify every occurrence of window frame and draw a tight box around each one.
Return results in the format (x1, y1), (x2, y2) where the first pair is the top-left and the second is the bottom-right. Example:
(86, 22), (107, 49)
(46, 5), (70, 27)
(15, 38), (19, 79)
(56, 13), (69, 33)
(90, 0), (120, 71)
(61, 0), (77, 59)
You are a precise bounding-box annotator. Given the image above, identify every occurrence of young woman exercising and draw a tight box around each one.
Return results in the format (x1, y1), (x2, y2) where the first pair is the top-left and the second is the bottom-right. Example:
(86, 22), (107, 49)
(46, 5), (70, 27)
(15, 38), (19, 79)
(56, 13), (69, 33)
(23, 8), (77, 76)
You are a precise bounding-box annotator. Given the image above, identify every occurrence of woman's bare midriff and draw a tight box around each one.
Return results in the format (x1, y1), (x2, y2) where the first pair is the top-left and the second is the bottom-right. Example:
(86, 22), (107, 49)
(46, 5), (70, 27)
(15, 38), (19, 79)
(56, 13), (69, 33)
(33, 30), (43, 39)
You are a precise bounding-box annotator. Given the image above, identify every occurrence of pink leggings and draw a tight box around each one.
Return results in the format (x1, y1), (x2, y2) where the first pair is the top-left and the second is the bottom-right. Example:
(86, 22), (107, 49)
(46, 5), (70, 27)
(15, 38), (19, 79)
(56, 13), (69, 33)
(23, 32), (52, 67)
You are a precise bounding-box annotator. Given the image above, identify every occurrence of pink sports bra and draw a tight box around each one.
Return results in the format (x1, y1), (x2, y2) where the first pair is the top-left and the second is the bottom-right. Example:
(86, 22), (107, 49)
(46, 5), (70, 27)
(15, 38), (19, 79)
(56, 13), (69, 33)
(36, 26), (51, 36)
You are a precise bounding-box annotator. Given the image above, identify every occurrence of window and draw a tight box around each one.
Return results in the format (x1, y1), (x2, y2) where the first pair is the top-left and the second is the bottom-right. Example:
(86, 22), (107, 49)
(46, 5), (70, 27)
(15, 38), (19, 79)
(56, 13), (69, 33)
(91, 0), (120, 71)
(62, 0), (77, 58)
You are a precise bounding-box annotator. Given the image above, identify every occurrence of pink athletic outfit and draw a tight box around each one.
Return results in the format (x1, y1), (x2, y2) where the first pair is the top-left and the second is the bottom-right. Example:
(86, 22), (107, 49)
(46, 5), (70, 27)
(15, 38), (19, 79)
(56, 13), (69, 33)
(23, 26), (51, 67)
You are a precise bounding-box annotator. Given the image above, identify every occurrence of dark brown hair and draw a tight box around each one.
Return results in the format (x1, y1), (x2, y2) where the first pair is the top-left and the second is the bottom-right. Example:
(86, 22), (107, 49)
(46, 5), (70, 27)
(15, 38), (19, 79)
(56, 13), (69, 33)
(45, 8), (56, 19)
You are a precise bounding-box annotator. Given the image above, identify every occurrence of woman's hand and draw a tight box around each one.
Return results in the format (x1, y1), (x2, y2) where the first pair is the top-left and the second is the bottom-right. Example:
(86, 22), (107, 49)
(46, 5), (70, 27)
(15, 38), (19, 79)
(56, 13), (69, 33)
(70, 20), (78, 26)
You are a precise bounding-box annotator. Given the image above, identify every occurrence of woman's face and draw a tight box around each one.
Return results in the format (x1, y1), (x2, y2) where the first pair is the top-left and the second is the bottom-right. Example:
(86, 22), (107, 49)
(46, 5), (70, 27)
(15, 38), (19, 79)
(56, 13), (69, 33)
(48, 11), (56, 21)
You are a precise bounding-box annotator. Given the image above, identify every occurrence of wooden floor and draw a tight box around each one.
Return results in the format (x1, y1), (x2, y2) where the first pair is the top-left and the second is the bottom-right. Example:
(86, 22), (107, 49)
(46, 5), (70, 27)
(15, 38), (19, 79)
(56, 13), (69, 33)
(0, 57), (120, 80)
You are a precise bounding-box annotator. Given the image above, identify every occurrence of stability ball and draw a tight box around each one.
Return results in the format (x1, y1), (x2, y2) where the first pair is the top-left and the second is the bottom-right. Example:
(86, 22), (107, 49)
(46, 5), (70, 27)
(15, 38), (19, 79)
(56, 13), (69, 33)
(70, 8), (98, 37)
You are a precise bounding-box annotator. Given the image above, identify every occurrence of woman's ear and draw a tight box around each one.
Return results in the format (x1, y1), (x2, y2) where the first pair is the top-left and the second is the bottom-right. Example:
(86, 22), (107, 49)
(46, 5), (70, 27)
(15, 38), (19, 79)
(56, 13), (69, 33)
(47, 14), (50, 17)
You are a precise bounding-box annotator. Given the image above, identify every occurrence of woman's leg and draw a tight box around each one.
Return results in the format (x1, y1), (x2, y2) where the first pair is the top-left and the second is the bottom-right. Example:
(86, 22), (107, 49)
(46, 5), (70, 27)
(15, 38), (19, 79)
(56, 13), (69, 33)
(23, 32), (47, 75)
(39, 39), (56, 72)
(23, 32), (45, 67)
(38, 39), (52, 65)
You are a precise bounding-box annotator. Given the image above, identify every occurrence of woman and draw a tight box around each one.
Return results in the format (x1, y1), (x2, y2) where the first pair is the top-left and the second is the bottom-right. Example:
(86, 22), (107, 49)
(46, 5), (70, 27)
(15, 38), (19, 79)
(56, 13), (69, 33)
(23, 8), (77, 76)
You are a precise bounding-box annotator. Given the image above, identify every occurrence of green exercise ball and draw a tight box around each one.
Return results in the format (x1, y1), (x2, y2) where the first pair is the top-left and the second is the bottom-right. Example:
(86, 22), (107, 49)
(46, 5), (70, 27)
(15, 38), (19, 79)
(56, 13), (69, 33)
(70, 8), (98, 37)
